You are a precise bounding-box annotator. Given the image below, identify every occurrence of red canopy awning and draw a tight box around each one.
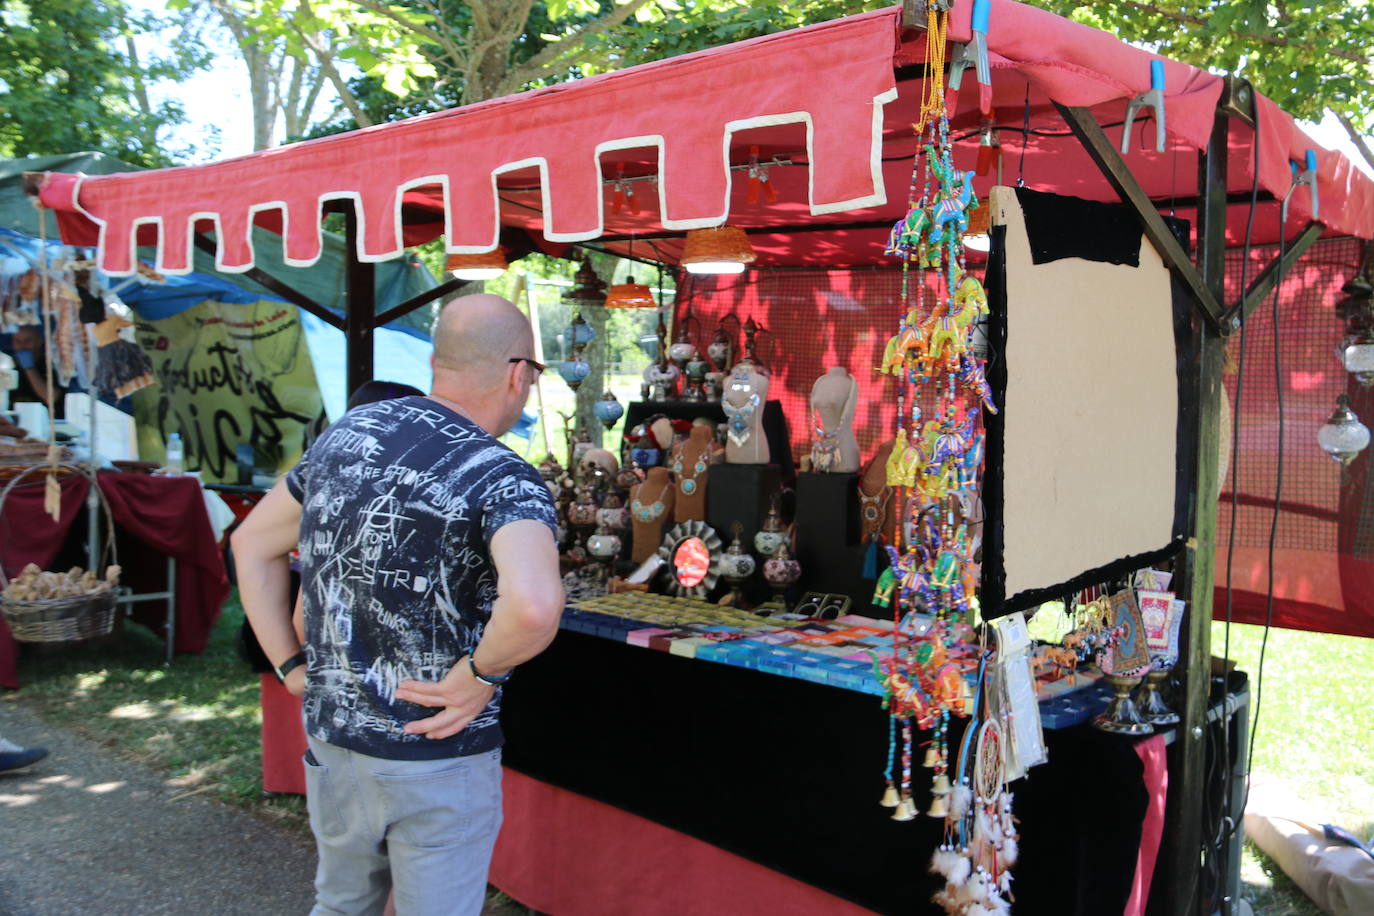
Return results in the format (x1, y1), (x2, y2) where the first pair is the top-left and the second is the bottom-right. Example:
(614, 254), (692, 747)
(37, 1), (1374, 275)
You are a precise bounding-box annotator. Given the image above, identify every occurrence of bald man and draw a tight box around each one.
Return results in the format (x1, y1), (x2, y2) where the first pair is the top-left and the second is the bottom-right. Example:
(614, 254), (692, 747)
(232, 294), (563, 916)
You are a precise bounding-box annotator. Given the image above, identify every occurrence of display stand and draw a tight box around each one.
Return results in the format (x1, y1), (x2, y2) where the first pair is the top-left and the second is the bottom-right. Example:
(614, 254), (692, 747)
(794, 471), (870, 607)
(624, 400), (795, 483)
(706, 463), (780, 550)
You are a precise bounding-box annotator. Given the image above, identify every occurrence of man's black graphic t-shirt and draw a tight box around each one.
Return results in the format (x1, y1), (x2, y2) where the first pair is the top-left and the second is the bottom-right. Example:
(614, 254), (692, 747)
(285, 396), (558, 760)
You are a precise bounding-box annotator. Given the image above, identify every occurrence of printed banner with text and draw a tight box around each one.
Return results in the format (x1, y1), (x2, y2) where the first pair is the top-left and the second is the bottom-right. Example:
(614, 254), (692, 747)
(131, 299), (323, 483)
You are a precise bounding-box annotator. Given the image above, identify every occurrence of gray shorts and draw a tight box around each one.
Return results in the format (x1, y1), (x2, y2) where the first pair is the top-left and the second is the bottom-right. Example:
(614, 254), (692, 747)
(303, 735), (503, 916)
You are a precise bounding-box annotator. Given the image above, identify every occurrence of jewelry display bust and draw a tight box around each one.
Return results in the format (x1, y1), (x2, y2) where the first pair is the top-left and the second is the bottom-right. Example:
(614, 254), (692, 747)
(671, 424), (718, 524)
(810, 366), (860, 473)
(858, 439), (896, 546)
(722, 361), (770, 464)
(629, 466), (676, 564)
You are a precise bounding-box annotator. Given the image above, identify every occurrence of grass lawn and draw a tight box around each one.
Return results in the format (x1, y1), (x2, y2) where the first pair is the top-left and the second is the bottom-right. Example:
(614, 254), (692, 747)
(1212, 620), (1374, 916)
(5, 592), (1370, 914)
(2, 592), (308, 833)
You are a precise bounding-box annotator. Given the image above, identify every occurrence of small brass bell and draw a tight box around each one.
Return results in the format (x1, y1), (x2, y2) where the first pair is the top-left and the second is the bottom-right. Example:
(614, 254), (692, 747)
(927, 794), (950, 818)
(922, 747), (938, 768)
(891, 797), (917, 821)
(931, 773), (952, 796)
(880, 784), (901, 808)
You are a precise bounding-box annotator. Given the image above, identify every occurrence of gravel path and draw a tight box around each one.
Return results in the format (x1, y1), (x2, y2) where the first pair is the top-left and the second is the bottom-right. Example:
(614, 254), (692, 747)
(0, 700), (318, 915)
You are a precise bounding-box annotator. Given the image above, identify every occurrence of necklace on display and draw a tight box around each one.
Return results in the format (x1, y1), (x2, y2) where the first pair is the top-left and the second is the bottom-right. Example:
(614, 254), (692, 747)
(858, 478), (893, 542)
(631, 480), (670, 523)
(812, 413), (842, 472)
(671, 446), (709, 496)
(722, 368), (761, 448)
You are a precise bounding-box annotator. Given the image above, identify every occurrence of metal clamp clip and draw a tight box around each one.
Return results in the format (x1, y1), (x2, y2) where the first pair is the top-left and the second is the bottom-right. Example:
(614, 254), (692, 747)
(1122, 60), (1166, 154)
(1282, 149), (1320, 223)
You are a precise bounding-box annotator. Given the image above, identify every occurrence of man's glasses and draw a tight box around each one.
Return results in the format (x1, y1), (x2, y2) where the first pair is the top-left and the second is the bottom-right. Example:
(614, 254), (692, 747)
(508, 357), (546, 378)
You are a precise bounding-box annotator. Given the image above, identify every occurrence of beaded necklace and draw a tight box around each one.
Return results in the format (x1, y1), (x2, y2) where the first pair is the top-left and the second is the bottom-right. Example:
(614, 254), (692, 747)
(630, 479), (670, 523)
(671, 445), (709, 497)
(722, 367), (761, 447)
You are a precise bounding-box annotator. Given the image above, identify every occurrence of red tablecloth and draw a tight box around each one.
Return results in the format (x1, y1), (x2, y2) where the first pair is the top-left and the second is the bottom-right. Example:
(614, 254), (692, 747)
(260, 673), (308, 794)
(0, 472), (229, 689)
(258, 684), (881, 915)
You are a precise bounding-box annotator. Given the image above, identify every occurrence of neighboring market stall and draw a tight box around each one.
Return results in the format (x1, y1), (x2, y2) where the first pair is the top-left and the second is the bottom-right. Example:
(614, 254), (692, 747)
(20, 1), (1374, 913)
(0, 155), (443, 685)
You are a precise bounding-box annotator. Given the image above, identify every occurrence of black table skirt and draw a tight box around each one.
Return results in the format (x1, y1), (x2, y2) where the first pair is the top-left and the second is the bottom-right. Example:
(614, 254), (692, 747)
(502, 630), (1149, 915)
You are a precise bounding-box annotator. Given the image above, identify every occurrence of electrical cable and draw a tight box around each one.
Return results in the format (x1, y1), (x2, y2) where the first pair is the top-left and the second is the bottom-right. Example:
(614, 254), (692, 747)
(1203, 89), (1263, 916)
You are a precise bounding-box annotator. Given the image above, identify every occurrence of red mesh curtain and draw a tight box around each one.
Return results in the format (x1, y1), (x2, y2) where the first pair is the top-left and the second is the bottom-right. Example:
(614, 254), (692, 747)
(680, 242), (1374, 639)
(1218, 237), (1374, 638)
(676, 268), (952, 468)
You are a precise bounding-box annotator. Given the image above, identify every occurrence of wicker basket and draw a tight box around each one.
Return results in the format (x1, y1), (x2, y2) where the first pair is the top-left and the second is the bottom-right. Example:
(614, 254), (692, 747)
(0, 463), (122, 643)
(2, 590), (118, 642)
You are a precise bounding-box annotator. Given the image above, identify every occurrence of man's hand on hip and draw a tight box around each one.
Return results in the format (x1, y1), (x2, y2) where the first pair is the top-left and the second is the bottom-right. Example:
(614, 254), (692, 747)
(396, 658), (495, 740)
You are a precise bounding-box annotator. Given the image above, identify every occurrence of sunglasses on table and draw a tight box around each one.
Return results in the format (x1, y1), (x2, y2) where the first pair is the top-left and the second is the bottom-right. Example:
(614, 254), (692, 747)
(508, 357), (547, 377)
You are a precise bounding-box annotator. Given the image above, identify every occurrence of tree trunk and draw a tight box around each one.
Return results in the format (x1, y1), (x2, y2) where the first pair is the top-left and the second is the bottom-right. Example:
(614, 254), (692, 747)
(119, 26), (160, 160)
(247, 46), (277, 151)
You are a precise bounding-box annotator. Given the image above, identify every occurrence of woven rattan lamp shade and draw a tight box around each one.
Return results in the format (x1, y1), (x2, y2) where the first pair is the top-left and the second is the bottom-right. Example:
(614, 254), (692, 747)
(445, 250), (508, 280)
(681, 226), (756, 274)
(965, 199), (991, 237)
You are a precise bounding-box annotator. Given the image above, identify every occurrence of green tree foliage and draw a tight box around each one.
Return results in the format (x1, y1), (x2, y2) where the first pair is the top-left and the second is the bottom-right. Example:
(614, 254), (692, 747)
(0, 0), (207, 166)
(1028, 1), (1374, 165)
(239, 1), (886, 137)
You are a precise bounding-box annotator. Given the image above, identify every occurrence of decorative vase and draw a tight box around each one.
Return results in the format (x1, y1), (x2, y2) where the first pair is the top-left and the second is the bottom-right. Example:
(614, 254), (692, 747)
(597, 494), (630, 531)
(718, 523), (757, 608)
(587, 526), (622, 560)
(762, 542), (802, 610)
(753, 495), (788, 557)
(567, 490), (599, 528)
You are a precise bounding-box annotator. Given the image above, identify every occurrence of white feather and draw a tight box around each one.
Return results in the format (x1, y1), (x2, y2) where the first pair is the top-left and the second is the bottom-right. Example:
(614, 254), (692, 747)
(951, 784), (973, 818)
(975, 808), (994, 844)
(1001, 836), (1019, 867)
(965, 905), (992, 916)
(947, 853), (971, 887)
(967, 871), (989, 903)
(930, 847), (959, 878)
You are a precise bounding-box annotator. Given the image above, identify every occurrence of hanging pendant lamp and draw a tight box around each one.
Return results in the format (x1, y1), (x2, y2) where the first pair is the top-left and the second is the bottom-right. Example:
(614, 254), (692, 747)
(1317, 395), (1371, 465)
(445, 249), (508, 281)
(681, 226), (756, 275)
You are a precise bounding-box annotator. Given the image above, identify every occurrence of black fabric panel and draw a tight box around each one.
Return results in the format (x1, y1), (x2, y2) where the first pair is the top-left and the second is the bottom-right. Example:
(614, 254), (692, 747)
(1014, 186), (1142, 267)
(501, 629), (1149, 915)
(980, 225), (1009, 614)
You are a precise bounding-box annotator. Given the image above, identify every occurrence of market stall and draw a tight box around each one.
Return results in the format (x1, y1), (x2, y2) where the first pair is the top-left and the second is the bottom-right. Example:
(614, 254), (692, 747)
(22, 1), (1374, 913)
(0, 471), (227, 688)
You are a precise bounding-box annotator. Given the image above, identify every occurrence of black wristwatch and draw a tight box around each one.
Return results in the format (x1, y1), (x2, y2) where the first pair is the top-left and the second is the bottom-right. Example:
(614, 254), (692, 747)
(468, 656), (512, 686)
(274, 651), (307, 683)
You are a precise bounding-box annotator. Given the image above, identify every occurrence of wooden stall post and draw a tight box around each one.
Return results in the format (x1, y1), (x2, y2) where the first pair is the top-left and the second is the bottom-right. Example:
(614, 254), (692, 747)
(344, 205), (376, 400)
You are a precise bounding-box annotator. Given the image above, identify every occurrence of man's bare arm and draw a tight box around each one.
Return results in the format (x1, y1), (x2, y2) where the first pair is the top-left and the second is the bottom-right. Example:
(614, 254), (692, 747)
(230, 479), (305, 694)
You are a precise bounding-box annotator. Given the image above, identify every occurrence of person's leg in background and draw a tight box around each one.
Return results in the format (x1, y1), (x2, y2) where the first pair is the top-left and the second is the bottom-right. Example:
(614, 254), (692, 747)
(0, 736), (48, 774)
